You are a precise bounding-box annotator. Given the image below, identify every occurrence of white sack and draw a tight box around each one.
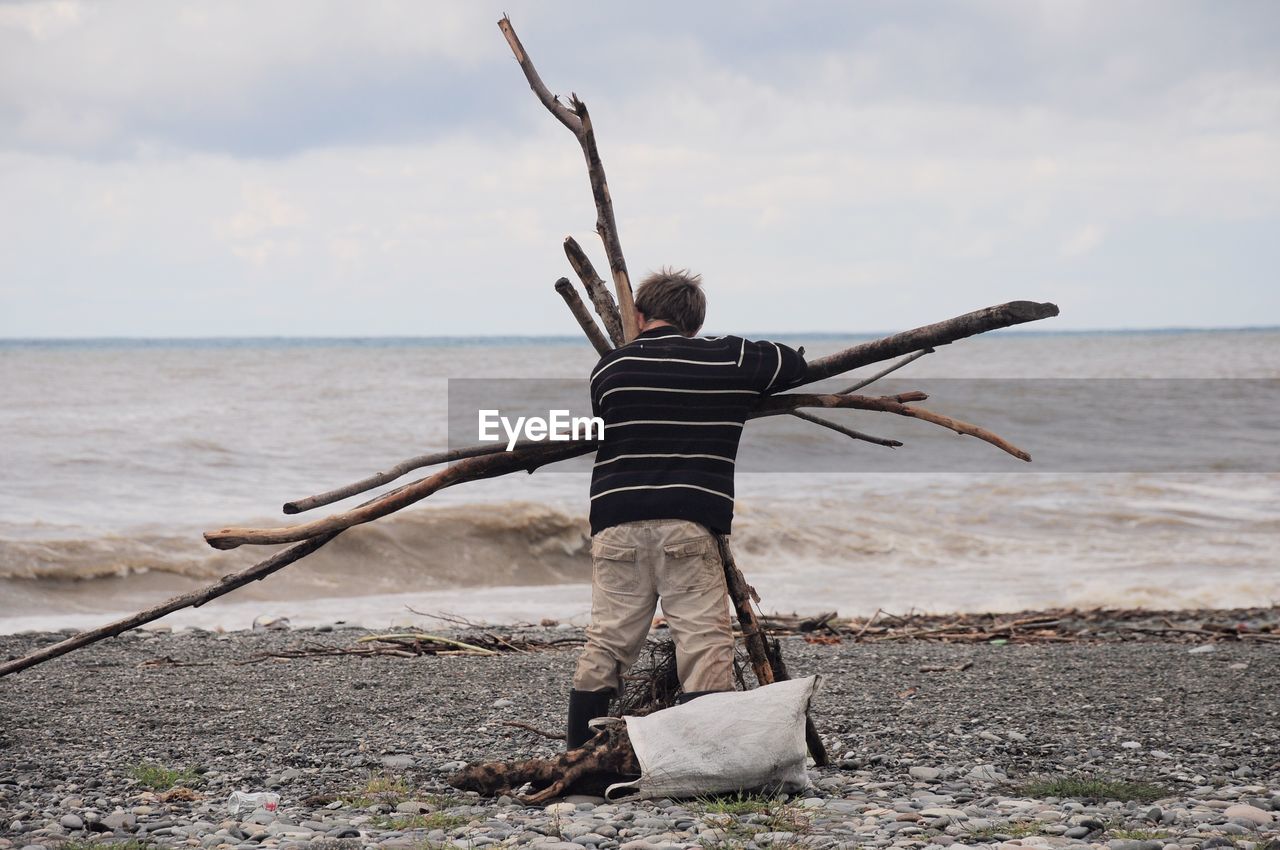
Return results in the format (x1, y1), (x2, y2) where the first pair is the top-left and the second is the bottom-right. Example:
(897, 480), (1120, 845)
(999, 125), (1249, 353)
(605, 675), (821, 801)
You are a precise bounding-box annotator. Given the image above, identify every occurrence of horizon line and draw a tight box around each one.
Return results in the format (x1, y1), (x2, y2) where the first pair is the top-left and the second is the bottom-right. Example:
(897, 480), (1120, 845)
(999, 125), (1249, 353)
(0, 323), (1277, 343)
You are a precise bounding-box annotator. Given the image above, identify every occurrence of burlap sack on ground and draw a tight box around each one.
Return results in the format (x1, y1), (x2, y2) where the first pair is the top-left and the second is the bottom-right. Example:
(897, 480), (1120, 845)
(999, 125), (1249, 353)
(605, 675), (821, 801)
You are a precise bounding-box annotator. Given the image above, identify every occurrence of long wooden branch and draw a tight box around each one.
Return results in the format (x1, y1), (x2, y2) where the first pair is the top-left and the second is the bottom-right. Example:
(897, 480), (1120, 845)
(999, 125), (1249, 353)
(753, 392), (1031, 461)
(569, 95), (637, 340)
(716, 535), (826, 765)
(789, 410), (902, 448)
(209, 441), (590, 550)
(0, 532), (339, 678)
(838, 348), (933, 394)
(564, 236), (625, 346)
(554, 277), (613, 356)
(803, 301), (1058, 385)
(285, 443), (529, 514)
(500, 17), (638, 341)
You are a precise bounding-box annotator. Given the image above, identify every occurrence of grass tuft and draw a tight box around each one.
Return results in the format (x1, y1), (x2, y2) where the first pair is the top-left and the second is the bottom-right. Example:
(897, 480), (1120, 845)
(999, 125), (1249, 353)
(367, 812), (469, 831)
(967, 821), (1045, 840)
(128, 762), (201, 791)
(1110, 828), (1175, 841)
(351, 771), (414, 807)
(694, 791), (812, 850)
(695, 790), (781, 816)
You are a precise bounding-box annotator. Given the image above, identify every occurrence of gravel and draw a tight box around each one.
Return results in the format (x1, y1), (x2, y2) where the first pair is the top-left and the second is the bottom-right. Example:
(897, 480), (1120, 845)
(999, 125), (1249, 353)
(1, 624), (1277, 850)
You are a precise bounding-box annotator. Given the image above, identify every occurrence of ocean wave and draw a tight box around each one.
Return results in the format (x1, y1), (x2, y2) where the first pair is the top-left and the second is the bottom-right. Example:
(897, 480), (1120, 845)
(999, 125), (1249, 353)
(0, 502), (594, 589)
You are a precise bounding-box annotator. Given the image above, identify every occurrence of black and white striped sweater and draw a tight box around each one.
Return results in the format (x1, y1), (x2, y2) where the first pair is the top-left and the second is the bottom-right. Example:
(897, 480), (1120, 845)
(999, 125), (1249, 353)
(588, 326), (808, 535)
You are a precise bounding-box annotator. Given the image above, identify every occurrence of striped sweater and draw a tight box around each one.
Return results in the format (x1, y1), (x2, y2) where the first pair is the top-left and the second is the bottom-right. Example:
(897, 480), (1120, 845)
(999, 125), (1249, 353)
(588, 326), (808, 535)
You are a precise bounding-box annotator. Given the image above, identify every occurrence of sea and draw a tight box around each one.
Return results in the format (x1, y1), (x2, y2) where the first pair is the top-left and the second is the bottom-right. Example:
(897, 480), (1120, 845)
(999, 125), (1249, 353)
(1, 328), (1277, 634)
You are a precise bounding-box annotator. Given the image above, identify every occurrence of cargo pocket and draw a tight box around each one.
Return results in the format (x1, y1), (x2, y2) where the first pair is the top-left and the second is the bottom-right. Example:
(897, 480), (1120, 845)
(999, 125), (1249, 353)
(662, 537), (721, 591)
(592, 539), (641, 594)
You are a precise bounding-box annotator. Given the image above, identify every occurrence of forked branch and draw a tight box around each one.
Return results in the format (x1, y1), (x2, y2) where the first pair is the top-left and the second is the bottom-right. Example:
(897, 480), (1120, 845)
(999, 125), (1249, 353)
(500, 16), (638, 341)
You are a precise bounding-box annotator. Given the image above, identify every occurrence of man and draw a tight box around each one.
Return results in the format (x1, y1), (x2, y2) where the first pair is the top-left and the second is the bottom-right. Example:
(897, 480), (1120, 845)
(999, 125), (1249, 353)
(567, 268), (807, 748)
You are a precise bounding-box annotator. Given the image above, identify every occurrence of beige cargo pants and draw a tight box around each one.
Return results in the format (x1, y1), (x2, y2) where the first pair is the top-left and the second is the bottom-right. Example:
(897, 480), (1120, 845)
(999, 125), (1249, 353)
(573, 519), (736, 695)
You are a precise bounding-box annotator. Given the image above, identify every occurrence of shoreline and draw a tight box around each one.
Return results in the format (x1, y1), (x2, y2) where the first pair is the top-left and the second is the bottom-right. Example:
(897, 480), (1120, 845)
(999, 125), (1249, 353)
(2, 615), (1277, 850)
(2, 603), (1276, 641)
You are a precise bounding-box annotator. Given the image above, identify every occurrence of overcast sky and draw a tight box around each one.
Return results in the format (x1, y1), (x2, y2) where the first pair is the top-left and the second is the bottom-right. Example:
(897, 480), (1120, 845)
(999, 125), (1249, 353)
(1, 0), (1277, 337)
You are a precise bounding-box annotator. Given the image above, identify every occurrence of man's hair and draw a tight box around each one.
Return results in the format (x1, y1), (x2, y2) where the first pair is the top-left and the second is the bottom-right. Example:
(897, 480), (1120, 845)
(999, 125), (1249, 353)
(634, 267), (706, 336)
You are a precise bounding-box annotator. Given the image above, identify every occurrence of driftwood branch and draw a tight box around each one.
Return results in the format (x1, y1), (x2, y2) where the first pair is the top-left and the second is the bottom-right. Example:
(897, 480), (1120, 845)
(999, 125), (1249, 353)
(564, 236), (625, 346)
(803, 301), (1058, 385)
(716, 535), (827, 765)
(496, 16), (581, 133)
(555, 277), (613, 356)
(208, 441), (587, 550)
(0, 532), (339, 678)
(838, 348), (933, 394)
(752, 392), (1032, 461)
(285, 443), (529, 514)
(500, 17), (638, 341)
(789, 410), (902, 448)
(570, 96), (637, 340)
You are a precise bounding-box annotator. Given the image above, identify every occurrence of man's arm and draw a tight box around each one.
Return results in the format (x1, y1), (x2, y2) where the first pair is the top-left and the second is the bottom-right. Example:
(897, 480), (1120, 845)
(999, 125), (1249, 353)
(748, 338), (807, 394)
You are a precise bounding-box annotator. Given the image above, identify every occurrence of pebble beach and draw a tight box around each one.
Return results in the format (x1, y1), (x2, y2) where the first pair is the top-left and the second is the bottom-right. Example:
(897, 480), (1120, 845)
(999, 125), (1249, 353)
(1, 616), (1277, 850)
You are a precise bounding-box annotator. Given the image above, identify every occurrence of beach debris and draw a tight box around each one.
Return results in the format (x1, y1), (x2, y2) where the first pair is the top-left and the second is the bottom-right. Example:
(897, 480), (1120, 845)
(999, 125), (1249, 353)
(227, 791), (279, 816)
(231, 632), (584, 666)
(756, 606), (1280, 645)
(451, 716), (640, 804)
(251, 616), (291, 632)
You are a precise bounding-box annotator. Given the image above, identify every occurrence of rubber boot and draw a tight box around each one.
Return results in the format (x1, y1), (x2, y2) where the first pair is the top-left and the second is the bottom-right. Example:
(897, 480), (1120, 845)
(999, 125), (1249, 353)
(566, 689), (613, 750)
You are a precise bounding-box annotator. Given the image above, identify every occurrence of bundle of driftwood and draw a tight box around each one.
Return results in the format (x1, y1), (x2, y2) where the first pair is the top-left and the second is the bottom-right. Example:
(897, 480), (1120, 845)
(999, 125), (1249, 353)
(1, 20), (1064, 809)
(759, 606), (1280, 644)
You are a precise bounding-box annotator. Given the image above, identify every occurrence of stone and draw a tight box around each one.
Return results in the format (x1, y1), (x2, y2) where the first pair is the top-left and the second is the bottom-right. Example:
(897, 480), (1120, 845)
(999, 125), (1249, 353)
(967, 764), (1008, 783)
(59, 814), (84, 831)
(1187, 645), (1216, 654)
(492, 698), (515, 708)
(562, 795), (606, 806)
(1108, 841), (1163, 850)
(1064, 826), (1092, 839)
(395, 801), (432, 815)
(1223, 805), (1272, 826)
(103, 811), (136, 830)
(909, 767), (942, 781)
(380, 755), (414, 770)
(544, 802), (577, 816)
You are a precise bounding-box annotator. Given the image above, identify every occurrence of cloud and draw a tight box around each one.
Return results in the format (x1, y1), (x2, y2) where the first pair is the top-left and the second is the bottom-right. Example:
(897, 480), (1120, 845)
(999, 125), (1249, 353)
(1, 1), (1277, 335)
(1060, 224), (1104, 258)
